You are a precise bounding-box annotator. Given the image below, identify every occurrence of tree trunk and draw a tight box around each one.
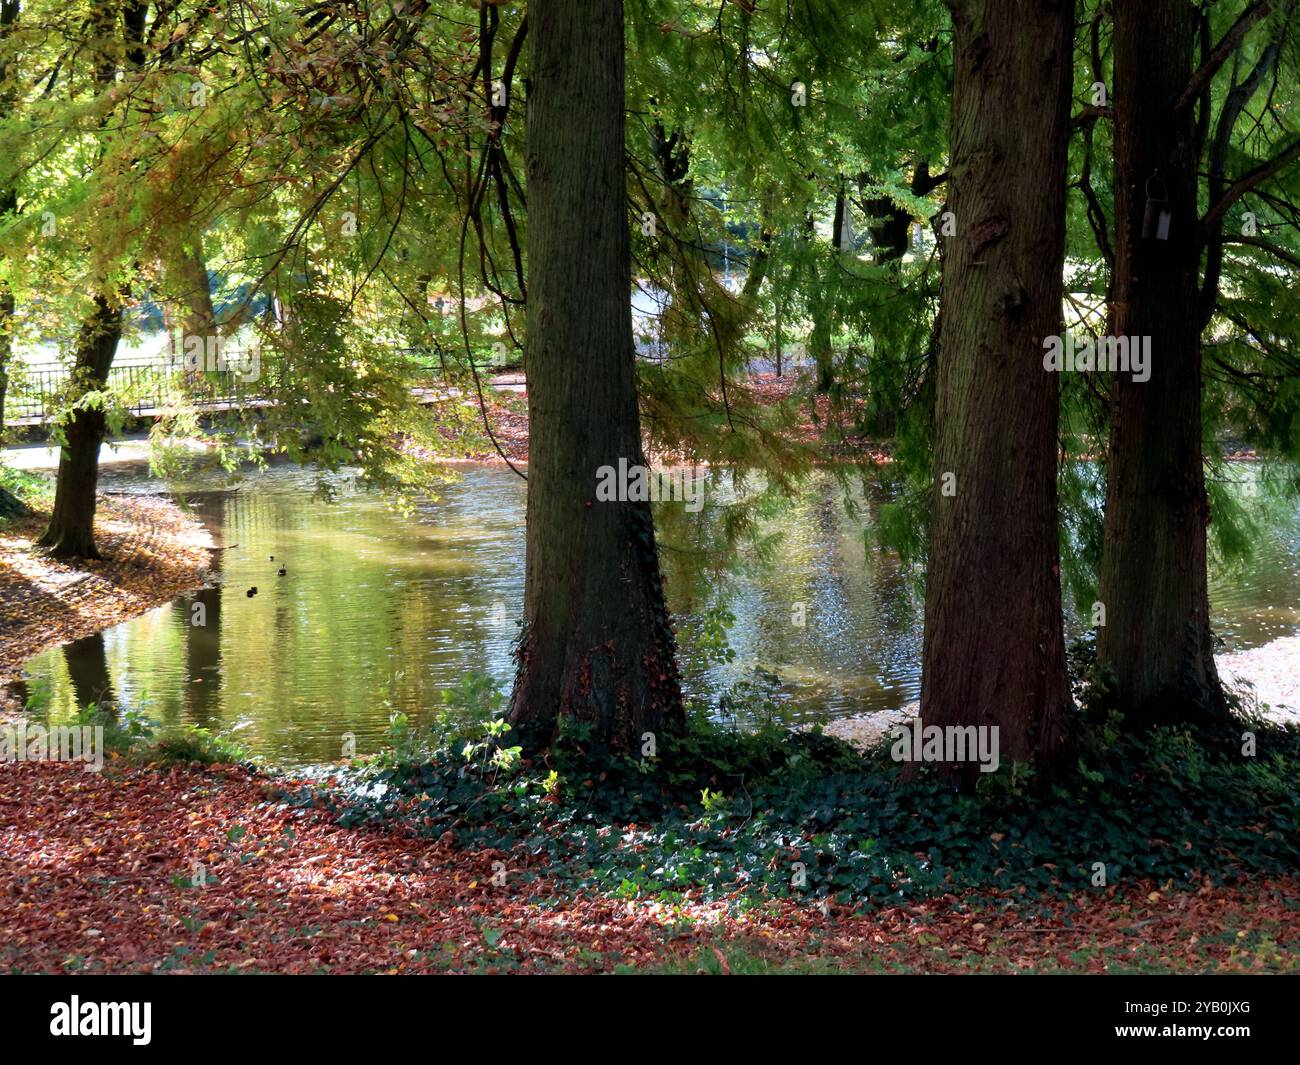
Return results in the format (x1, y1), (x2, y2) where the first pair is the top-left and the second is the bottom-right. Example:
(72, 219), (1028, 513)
(0, 483), (28, 519)
(1097, 0), (1226, 728)
(0, 278), (12, 436)
(0, 0), (18, 439)
(36, 292), (122, 559)
(861, 160), (947, 264)
(773, 287), (784, 377)
(36, 0), (144, 560)
(808, 190), (843, 394)
(920, 0), (1075, 785)
(174, 238), (216, 342)
(507, 0), (684, 752)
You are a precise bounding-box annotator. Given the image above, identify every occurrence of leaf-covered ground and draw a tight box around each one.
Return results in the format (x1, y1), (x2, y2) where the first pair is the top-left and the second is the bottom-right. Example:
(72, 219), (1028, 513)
(418, 371), (894, 467)
(2, 760), (1296, 974)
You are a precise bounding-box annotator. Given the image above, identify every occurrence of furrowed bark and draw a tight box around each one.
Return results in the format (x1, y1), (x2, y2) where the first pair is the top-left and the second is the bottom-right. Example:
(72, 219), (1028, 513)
(920, 0), (1076, 786)
(1097, 0), (1227, 728)
(507, 0), (684, 753)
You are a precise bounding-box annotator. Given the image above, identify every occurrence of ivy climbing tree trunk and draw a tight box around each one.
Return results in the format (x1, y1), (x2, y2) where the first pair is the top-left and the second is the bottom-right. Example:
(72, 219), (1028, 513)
(36, 291), (122, 559)
(920, 0), (1075, 785)
(1097, 0), (1226, 728)
(507, 0), (684, 752)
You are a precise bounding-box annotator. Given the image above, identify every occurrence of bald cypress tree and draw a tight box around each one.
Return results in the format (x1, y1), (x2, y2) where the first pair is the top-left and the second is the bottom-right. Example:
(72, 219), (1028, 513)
(507, 0), (684, 751)
(920, 0), (1076, 784)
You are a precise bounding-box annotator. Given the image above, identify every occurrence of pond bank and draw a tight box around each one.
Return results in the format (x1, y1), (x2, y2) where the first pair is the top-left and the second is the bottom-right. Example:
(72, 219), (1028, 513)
(416, 371), (895, 466)
(817, 638), (1300, 750)
(0, 493), (214, 703)
(6, 450), (1295, 756)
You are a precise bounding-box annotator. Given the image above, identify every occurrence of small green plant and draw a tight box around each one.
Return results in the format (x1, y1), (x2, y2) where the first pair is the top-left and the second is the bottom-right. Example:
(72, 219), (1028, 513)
(144, 725), (247, 766)
(372, 710), (421, 770)
(699, 787), (729, 814)
(461, 717), (522, 779)
(73, 702), (156, 756)
(684, 604), (737, 666)
(367, 672), (509, 775)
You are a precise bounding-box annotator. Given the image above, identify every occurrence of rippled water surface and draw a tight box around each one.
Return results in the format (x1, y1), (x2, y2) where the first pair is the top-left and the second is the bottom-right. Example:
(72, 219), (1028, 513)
(23, 461), (1299, 762)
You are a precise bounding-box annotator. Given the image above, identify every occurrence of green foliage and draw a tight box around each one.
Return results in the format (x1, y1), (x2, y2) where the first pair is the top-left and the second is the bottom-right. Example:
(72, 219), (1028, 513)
(363, 672), (510, 778)
(26, 684), (244, 766)
(0, 465), (50, 519)
(678, 604), (737, 666)
(290, 703), (1300, 910)
(139, 725), (248, 767)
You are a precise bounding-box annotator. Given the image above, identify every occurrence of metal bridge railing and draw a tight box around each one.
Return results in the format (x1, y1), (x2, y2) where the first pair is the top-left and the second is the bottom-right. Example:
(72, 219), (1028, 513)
(5, 351), (278, 425)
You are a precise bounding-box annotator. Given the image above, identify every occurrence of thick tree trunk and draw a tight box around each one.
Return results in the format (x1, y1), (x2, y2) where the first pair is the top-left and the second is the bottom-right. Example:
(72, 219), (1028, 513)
(174, 239), (216, 342)
(507, 0), (684, 752)
(0, 279), (12, 435)
(0, 0), (18, 438)
(36, 292), (122, 559)
(1097, 0), (1226, 728)
(920, 0), (1075, 784)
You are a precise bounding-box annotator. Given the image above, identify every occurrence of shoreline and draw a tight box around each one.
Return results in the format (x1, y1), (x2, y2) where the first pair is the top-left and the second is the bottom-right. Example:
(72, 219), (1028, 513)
(2, 475), (1294, 740)
(0, 493), (215, 705)
(817, 640), (1300, 750)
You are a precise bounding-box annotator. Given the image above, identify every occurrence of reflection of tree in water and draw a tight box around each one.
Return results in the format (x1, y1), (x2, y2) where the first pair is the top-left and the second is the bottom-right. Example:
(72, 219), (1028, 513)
(181, 493), (227, 728)
(63, 631), (116, 716)
(183, 583), (223, 727)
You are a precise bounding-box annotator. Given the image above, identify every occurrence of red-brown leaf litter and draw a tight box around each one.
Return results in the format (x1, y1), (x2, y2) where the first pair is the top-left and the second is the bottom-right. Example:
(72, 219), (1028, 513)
(2, 760), (1295, 974)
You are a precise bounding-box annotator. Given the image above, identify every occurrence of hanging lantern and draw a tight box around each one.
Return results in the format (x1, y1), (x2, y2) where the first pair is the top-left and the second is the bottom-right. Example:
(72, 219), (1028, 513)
(1142, 174), (1171, 241)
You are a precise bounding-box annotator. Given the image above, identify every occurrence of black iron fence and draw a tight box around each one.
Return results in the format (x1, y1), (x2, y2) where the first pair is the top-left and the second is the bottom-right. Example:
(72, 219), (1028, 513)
(4, 346), (475, 427)
(6, 350), (281, 425)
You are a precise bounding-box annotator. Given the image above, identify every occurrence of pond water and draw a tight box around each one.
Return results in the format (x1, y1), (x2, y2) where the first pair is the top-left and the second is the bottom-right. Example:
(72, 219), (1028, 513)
(22, 460), (1300, 763)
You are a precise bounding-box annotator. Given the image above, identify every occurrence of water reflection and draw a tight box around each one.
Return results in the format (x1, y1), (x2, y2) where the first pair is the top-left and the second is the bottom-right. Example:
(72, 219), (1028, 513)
(23, 461), (1300, 764)
(62, 632), (116, 712)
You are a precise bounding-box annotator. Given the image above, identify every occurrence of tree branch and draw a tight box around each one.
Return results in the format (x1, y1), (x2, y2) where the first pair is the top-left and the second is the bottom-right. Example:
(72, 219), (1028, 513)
(1200, 137), (1300, 239)
(1177, 0), (1279, 113)
(1199, 30), (1283, 326)
(1220, 234), (1300, 270)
